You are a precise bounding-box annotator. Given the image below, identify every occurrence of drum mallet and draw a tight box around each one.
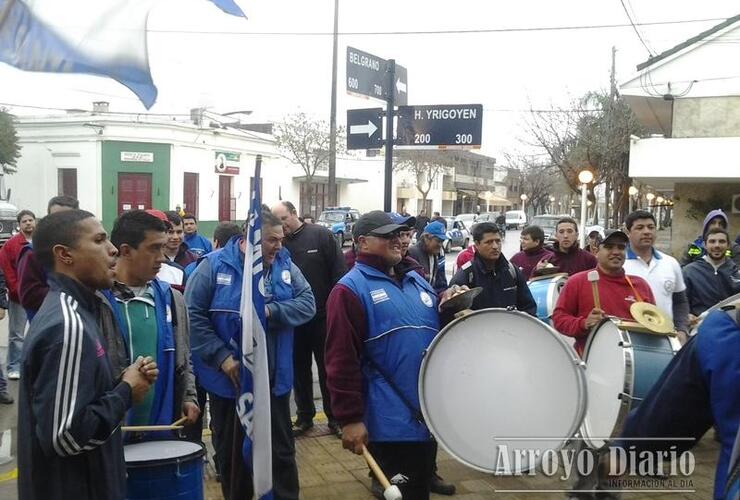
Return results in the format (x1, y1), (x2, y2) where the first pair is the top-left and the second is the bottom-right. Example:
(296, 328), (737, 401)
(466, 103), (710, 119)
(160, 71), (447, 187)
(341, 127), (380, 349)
(361, 445), (402, 500)
(587, 270), (601, 310)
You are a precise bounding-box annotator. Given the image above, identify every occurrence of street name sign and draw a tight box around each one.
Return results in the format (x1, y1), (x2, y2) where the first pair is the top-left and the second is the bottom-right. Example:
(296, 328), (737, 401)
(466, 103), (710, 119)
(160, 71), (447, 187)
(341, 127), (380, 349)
(346, 47), (386, 101)
(346, 47), (407, 105)
(395, 104), (483, 149)
(347, 108), (383, 150)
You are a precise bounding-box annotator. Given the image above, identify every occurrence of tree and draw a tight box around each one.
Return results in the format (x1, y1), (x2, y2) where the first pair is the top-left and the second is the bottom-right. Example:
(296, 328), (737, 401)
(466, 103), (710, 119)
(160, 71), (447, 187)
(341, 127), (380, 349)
(0, 108), (21, 174)
(504, 153), (557, 216)
(393, 151), (450, 211)
(524, 90), (642, 226)
(274, 112), (344, 213)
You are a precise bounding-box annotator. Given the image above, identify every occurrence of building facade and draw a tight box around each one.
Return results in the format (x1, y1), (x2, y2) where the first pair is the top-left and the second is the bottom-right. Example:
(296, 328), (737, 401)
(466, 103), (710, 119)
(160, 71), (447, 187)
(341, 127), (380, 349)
(620, 15), (740, 256)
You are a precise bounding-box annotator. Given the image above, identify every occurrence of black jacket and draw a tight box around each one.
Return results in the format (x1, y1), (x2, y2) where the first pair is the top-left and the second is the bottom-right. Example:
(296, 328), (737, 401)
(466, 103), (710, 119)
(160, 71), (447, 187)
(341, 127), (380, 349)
(283, 222), (346, 317)
(449, 252), (537, 316)
(18, 273), (132, 500)
(683, 257), (740, 316)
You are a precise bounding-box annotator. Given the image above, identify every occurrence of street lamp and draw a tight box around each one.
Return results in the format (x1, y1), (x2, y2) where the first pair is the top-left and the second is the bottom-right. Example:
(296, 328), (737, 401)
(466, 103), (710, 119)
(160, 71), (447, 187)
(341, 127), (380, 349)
(520, 193), (528, 213)
(549, 196), (556, 214)
(578, 169), (594, 247)
(628, 185), (639, 213)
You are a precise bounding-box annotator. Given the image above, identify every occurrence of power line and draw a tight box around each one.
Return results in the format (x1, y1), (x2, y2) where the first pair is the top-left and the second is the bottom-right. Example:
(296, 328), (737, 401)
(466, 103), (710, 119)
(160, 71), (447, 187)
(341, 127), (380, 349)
(619, 0), (656, 56)
(143, 17), (730, 36)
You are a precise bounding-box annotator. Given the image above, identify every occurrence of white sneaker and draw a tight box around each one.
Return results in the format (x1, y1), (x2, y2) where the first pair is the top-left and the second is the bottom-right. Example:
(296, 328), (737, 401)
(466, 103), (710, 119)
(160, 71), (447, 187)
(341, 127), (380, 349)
(7, 371), (20, 380)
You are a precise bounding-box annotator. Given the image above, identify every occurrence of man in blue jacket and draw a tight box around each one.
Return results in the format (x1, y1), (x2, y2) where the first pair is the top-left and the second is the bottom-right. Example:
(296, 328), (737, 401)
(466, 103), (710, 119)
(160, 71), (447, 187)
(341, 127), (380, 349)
(326, 211), (457, 500)
(182, 213), (213, 257)
(683, 227), (740, 318)
(107, 210), (200, 440)
(185, 210), (315, 500)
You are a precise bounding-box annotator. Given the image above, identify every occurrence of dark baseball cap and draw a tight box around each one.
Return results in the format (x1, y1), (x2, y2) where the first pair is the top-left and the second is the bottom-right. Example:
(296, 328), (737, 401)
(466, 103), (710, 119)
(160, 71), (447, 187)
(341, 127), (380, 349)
(353, 210), (405, 238)
(600, 229), (629, 246)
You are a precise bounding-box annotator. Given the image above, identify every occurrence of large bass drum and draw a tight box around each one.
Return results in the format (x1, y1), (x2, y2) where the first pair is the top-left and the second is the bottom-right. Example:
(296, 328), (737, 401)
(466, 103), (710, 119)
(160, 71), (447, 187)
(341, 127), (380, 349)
(418, 309), (586, 474)
(580, 318), (681, 450)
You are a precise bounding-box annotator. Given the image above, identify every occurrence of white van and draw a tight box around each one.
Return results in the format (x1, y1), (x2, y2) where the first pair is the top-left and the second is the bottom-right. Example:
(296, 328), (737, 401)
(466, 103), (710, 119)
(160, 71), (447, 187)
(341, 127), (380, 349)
(505, 210), (527, 229)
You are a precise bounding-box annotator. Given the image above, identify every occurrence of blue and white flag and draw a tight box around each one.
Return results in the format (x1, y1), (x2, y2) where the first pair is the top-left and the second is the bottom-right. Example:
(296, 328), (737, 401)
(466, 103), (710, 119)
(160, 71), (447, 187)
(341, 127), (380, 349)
(236, 156), (273, 500)
(0, 0), (246, 109)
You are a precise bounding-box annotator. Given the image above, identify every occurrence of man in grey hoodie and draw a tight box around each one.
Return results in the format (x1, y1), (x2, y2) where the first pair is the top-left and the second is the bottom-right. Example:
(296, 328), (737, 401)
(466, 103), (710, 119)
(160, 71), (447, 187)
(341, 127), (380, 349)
(681, 209), (740, 266)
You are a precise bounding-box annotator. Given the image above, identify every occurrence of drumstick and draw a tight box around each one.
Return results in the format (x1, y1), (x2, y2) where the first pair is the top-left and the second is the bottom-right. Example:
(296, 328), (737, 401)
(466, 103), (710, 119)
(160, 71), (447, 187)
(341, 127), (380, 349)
(121, 424), (184, 432)
(587, 270), (601, 310)
(362, 445), (403, 500)
(171, 416), (187, 427)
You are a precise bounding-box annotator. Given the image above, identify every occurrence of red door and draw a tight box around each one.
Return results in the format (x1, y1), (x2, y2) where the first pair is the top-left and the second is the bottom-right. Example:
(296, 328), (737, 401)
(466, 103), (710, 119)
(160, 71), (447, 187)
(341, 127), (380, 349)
(118, 173), (152, 214)
(183, 172), (199, 217)
(218, 175), (232, 222)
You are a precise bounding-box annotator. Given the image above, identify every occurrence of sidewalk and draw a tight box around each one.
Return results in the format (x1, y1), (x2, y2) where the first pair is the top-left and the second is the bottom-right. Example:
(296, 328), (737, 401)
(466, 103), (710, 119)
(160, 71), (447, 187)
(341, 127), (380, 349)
(203, 417), (720, 499)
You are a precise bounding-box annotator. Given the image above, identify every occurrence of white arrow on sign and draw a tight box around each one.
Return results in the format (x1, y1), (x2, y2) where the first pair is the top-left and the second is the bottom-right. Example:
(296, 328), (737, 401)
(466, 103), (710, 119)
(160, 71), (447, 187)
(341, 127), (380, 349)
(396, 78), (407, 94)
(350, 120), (378, 137)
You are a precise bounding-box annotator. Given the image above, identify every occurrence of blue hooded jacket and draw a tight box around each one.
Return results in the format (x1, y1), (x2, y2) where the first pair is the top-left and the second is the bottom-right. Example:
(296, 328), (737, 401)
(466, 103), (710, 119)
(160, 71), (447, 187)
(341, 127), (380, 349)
(185, 236), (315, 398)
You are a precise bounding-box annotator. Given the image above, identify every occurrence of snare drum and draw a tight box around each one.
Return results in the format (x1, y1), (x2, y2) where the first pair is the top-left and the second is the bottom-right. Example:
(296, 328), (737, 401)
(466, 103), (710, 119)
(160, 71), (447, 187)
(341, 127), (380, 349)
(527, 273), (568, 325)
(580, 318), (680, 450)
(419, 309), (586, 474)
(124, 440), (205, 500)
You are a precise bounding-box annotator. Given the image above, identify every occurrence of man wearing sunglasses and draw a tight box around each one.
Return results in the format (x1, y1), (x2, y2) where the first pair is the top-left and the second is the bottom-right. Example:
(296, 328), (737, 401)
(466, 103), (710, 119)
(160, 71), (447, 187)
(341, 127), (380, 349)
(325, 211), (453, 500)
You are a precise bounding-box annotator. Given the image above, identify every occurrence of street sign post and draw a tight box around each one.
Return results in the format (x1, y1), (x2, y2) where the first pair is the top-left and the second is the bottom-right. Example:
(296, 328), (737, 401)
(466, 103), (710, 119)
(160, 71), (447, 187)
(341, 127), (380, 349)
(391, 64), (408, 106)
(395, 104), (483, 149)
(347, 108), (383, 150)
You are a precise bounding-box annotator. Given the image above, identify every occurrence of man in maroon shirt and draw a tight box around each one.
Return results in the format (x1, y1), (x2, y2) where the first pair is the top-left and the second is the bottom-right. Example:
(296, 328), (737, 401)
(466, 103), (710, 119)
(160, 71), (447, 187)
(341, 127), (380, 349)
(533, 217), (597, 277)
(552, 229), (655, 357)
(552, 229), (655, 498)
(510, 225), (554, 280)
(18, 196), (79, 319)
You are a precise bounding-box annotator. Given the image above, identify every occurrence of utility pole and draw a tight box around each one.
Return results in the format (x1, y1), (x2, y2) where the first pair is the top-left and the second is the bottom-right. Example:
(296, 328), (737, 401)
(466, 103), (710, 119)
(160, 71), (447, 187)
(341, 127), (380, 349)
(384, 60), (395, 212)
(327, 0), (339, 206)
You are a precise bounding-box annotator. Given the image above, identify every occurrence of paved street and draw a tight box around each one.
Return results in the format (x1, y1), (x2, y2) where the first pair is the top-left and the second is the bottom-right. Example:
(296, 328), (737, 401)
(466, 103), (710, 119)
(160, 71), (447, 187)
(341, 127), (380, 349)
(0, 229), (719, 499)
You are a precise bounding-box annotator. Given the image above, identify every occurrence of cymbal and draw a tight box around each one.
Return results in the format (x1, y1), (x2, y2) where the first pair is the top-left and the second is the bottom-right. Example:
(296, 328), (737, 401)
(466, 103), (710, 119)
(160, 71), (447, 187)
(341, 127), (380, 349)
(440, 287), (483, 312)
(630, 302), (674, 334)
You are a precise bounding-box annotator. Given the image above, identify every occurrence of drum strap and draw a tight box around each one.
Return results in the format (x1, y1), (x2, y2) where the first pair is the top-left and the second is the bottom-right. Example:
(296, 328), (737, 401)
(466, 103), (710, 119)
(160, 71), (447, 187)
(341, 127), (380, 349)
(364, 356), (426, 425)
(623, 275), (645, 303)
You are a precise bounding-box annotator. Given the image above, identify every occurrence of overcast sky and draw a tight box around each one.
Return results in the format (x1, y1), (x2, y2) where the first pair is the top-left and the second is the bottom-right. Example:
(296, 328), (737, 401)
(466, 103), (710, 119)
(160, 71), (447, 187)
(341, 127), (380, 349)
(1, 0), (737, 159)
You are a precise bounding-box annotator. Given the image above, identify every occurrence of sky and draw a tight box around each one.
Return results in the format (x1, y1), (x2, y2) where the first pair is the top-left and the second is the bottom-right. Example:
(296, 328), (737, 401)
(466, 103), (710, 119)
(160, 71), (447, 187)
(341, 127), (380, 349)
(1, 0), (738, 160)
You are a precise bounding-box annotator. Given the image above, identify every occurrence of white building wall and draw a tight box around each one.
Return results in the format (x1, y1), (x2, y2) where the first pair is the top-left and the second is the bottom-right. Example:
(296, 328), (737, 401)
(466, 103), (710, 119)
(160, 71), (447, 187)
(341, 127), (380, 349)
(8, 138), (100, 216)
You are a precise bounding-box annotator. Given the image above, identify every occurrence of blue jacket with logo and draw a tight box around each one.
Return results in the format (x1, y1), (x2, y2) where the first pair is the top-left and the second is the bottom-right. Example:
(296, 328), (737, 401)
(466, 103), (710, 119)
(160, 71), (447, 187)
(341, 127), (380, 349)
(184, 233), (213, 258)
(338, 262), (439, 442)
(185, 237), (315, 398)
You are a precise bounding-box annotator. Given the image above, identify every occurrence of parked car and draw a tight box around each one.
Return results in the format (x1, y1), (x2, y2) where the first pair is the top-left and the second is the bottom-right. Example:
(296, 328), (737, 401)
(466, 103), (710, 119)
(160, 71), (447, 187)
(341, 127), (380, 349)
(470, 212), (506, 238)
(444, 219), (470, 252)
(505, 210), (527, 229)
(454, 213), (477, 228)
(317, 206), (361, 246)
(529, 214), (566, 243)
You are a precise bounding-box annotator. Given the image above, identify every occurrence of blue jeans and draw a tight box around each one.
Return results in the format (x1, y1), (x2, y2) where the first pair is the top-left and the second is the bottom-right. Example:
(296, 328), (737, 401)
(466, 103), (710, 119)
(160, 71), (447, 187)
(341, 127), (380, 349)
(0, 361), (6, 393)
(7, 300), (27, 372)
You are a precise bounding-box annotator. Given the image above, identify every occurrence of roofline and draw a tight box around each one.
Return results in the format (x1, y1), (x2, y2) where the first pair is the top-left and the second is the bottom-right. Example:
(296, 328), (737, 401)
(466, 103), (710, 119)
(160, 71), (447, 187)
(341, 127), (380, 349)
(636, 14), (740, 71)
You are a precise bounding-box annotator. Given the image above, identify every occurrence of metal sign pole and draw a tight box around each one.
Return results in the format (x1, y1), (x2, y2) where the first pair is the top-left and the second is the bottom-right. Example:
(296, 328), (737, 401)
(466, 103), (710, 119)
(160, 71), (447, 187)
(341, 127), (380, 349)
(384, 59), (395, 212)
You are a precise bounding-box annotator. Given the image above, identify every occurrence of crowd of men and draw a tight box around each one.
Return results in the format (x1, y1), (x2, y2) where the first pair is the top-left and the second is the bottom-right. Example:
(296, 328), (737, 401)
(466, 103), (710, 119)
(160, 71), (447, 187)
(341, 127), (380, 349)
(0, 198), (737, 500)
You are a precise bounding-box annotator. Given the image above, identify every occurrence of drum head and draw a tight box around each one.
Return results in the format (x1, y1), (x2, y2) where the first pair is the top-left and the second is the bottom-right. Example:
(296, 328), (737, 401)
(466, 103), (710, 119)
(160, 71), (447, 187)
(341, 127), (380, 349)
(419, 309), (586, 474)
(581, 320), (629, 450)
(124, 440), (204, 465)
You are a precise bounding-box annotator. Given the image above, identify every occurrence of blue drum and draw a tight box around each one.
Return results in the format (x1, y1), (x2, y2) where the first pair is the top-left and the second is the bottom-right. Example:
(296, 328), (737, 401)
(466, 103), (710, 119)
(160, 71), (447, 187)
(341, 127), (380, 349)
(580, 318), (681, 450)
(527, 273), (568, 325)
(124, 440), (205, 500)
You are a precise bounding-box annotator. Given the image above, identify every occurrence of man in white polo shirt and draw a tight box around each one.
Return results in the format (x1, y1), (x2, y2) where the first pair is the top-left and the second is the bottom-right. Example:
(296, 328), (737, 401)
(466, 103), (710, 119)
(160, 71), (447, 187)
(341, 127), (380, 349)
(623, 210), (690, 343)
